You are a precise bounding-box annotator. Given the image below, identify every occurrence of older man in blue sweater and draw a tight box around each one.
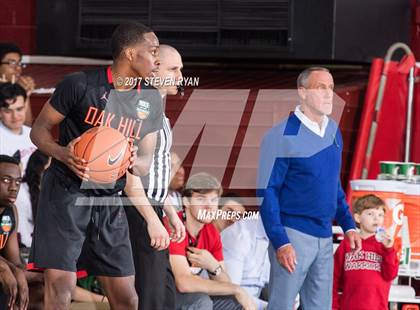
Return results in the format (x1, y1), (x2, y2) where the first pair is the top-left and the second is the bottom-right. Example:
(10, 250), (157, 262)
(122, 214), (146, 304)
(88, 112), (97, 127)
(258, 67), (361, 310)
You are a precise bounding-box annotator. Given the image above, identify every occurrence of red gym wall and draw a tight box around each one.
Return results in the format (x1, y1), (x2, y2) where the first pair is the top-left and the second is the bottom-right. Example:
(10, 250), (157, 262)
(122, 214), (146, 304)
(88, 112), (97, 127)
(0, 0), (37, 54)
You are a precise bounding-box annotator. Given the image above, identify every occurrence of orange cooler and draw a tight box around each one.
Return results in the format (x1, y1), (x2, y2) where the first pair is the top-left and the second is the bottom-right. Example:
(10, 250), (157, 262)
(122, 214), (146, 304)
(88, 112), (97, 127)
(350, 180), (405, 240)
(404, 184), (420, 261)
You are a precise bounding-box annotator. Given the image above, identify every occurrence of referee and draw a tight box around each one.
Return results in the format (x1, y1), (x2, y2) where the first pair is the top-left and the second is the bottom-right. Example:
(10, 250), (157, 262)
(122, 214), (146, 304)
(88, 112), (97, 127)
(124, 45), (186, 310)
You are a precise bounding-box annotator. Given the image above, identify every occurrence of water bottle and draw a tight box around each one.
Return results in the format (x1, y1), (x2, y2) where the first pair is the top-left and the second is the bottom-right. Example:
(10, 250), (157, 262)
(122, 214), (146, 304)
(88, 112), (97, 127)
(375, 227), (386, 242)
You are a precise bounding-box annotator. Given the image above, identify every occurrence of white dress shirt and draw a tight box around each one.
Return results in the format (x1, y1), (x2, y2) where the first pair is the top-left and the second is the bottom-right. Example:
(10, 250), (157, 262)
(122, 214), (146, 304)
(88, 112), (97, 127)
(221, 217), (270, 310)
(294, 105), (329, 137)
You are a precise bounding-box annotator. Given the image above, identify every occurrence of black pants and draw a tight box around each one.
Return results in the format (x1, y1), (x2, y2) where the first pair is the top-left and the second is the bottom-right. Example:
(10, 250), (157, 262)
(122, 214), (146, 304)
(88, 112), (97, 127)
(0, 290), (7, 310)
(125, 201), (176, 310)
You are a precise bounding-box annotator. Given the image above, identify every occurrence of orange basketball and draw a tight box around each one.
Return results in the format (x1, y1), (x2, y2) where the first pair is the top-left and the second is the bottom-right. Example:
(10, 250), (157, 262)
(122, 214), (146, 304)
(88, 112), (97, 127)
(74, 127), (132, 184)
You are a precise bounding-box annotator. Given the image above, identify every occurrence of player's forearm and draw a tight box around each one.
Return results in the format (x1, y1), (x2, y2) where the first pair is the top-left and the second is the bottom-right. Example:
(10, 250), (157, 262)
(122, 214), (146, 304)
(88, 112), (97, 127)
(0, 260), (15, 283)
(0, 256), (24, 272)
(176, 274), (240, 296)
(30, 123), (64, 161)
(0, 258), (11, 273)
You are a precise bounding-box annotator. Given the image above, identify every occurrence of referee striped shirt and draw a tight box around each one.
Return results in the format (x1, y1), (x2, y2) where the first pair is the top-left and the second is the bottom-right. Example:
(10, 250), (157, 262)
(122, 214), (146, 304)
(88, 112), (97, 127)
(141, 115), (172, 203)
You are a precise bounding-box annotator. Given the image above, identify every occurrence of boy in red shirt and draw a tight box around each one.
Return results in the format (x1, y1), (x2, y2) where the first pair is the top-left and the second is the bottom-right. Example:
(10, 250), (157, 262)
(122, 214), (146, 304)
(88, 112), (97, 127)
(167, 172), (256, 310)
(333, 194), (399, 310)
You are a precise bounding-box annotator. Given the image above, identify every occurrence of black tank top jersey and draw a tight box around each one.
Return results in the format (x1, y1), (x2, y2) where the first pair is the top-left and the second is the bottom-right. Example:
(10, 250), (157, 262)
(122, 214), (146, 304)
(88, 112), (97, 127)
(48, 67), (163, 195)
(0, 207), (15, 250)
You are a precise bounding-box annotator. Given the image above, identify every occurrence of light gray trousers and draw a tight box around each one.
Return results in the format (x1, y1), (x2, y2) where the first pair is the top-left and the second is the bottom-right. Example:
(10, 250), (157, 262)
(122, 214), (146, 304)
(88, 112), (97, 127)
(267, 227), (333, 310)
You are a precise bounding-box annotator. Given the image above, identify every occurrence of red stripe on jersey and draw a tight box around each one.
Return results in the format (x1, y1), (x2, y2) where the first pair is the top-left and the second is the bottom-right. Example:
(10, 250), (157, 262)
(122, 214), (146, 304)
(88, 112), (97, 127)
(107, 66), (113, 84)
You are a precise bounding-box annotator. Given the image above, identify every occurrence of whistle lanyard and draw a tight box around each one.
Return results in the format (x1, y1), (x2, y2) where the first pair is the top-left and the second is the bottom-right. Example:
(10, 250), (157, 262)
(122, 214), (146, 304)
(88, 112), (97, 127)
(182, 208), (199, 247)
(182, 208), (204, 275)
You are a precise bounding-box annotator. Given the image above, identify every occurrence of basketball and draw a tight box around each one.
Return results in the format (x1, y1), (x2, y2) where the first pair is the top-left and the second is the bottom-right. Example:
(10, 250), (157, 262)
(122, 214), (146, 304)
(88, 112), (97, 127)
(74, 126), (132, 184)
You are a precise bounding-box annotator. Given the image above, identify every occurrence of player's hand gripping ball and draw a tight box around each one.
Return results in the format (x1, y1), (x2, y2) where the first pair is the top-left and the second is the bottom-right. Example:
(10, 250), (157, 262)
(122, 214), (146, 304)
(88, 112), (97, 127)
(74, 127), (132, 183)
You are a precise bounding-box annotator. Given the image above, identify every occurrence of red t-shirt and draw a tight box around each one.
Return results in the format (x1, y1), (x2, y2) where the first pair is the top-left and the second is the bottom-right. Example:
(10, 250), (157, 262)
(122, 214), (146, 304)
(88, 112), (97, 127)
(166, 212), (224, 261)
(333, 235), (399, 310)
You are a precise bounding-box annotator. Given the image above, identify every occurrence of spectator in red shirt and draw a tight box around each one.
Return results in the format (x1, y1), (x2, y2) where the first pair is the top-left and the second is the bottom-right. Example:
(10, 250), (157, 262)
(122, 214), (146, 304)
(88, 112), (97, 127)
(333, 194), (399, 310)
(167, 172), (256, 310)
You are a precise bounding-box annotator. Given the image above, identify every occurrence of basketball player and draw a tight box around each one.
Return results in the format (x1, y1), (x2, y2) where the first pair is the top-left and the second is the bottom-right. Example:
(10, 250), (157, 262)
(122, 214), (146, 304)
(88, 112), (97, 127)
(124, 44), (185, 310)
(29, 22), (163, 310)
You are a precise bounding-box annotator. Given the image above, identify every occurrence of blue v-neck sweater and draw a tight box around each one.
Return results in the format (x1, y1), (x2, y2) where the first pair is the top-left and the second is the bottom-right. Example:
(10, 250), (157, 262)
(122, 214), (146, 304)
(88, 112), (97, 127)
(258, 114), (355, 249)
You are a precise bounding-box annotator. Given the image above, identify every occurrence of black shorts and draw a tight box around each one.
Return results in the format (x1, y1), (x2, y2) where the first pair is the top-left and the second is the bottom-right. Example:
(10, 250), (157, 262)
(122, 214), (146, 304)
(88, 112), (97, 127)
(29, 168), (135, 277)
(124, 199), (176, 310)
(0, 289), (7, 310)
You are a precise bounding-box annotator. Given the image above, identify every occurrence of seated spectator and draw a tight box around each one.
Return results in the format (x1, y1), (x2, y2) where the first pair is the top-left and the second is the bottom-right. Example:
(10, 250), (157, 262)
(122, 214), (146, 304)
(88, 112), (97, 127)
(166, 173), (256, 310)
(165, 152), (185, 212)
(0, 82), (36, 172)
(213, 193), (246, 233)
(0, 43), (35, 125)
(221, 215), (270, 310)
(0, 155), (43, 310)
(15, 150), (50, 248)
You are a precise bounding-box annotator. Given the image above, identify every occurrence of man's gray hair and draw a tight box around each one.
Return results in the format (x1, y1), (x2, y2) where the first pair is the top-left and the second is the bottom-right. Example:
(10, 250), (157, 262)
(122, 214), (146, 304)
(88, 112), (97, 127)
(297, 67), (330, 88)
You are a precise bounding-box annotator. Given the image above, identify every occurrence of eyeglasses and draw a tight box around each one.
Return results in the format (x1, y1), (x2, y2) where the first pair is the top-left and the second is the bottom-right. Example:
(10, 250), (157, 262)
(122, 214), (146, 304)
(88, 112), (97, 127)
(0, 176), (22, 186)
(0, 60), (27, 69)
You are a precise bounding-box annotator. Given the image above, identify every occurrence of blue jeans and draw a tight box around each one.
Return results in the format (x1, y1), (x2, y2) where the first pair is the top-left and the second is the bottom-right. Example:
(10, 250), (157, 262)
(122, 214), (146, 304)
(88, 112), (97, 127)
(268, 227), (333, 310)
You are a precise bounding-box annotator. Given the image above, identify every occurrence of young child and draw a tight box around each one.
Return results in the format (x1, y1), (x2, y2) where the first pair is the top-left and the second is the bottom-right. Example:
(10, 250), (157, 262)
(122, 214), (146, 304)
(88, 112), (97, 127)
(333, 194), (399, 310)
